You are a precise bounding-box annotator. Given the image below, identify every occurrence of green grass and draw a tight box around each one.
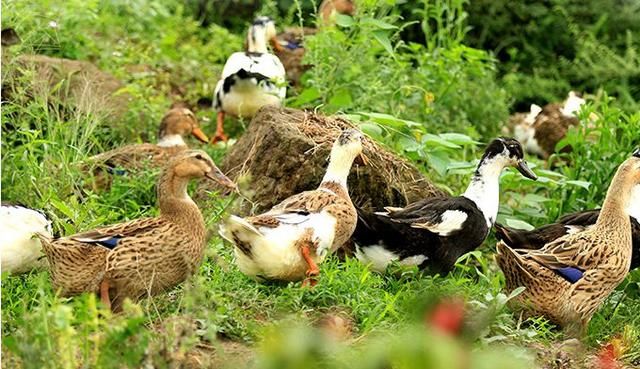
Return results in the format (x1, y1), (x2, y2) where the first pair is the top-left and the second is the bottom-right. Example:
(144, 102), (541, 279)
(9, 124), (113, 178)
(2, 0), (640, 368)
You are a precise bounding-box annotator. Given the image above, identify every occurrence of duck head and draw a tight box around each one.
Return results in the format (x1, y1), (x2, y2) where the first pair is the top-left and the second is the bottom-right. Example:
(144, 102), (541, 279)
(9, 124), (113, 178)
(335, 128), (367, 165)
(247, 16), (283, 53)
(479, 137), (537, 180)
(170, 150), (236, 190)
(322, 129), (367, 186)
(157, 108), (209, 147)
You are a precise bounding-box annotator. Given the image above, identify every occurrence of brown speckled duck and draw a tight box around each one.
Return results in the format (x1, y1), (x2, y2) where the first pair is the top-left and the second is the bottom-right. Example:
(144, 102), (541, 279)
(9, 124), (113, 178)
(496, 150), (640, 336)
(219, 129), (366, 286)
(494, 183), (640, 269)
(89, 106), (208, 172)
(40, 150), (235, 311)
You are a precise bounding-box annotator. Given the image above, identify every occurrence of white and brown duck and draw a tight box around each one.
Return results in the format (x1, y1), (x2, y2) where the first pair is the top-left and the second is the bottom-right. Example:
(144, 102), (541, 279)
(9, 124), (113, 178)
(219, 129), (366, 286)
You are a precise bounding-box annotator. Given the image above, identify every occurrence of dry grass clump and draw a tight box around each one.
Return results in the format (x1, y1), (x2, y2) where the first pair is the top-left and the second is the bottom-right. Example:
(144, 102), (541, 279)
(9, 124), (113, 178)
(221, 105), (443, 215)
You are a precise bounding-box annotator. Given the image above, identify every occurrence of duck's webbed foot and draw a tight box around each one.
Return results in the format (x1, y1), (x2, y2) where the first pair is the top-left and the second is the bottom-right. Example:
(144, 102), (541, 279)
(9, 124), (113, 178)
(298, 229), (320, 287)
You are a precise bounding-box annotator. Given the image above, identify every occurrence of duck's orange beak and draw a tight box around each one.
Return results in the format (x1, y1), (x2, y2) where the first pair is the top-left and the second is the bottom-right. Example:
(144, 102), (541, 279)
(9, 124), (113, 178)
(191, 127), (209, 143)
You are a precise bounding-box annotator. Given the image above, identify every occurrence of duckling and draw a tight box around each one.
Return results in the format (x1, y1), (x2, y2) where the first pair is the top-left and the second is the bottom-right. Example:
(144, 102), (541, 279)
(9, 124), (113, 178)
(319, 0), (356, 24)
(89, 106), (208, 173)
(40, 150), (236, 311)
(219, 129), (366, 286)
(212, 16), (286, 143)
(494, 184), (640, 269)
(496, 150), (640, 336)
(354, 138), (537, 274)
(0, 204), (52, 274)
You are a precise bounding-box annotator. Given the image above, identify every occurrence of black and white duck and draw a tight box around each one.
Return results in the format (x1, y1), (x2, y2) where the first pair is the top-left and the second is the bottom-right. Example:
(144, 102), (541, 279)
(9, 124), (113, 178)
(354, 138), (537, 273)
(212, 16), (286, 143)
(495, 182), (640, 269)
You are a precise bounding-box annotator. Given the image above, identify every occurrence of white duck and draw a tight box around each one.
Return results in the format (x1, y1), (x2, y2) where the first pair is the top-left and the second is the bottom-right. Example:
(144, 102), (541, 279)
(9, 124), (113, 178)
(0, 204), (52, 274)
(219, 129), (366, 286)
(212, 16), (287, 143)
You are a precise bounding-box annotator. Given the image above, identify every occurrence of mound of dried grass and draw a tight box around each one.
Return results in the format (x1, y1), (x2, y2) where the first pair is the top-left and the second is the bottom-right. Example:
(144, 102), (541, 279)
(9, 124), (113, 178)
(220, 105), (444, 215)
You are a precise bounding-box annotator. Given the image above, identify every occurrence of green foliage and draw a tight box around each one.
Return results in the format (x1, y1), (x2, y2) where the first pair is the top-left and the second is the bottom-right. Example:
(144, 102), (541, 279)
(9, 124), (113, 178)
(3, 0), (640, 367)
(293, 0), (509, 139)
(465, 0), (640, 110)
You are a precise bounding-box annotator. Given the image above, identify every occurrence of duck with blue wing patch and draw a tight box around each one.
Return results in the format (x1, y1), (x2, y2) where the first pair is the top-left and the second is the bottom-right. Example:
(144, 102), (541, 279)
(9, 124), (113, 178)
(354, 137), (537, 274)
(494, 183), (640, 269)
(39, 150), (236, 311)
(496, 149), (640, 336)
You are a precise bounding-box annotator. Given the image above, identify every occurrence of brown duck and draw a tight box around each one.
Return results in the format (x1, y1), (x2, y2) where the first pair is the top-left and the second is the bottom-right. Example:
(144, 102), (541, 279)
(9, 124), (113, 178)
(40, 150), (236, 311)
(494, 183), (640, 269)
(496, 150), (640, 336)
(89, 106), (208, 172)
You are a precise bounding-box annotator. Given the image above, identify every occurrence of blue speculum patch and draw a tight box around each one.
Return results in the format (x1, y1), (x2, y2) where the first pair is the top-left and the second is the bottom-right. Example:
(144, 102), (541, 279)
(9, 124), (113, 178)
(555, 267), (584, 283)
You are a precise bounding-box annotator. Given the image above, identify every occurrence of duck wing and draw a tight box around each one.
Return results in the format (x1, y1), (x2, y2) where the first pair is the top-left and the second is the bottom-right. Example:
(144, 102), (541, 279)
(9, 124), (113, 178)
(494, 222), (578, 250)
(377, 197), (474, 237)
(520, 234), (595, 283)
(557, 209), (600, 225)
(221, 52), (285, 80)
(70, 217), (164, 250)
(247, 190), (338, 229)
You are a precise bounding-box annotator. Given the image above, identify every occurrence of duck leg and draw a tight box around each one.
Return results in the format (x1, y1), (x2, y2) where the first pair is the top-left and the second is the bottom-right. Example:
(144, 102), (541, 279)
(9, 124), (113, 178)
(211, 111), (228, 144)
(99, 279), (112, 310)
(301, 245), (320, 287)
(298, 229), (320, 287)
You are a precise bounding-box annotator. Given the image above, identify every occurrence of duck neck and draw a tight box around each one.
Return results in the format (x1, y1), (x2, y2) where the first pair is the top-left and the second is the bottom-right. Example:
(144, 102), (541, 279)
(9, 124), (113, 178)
(321, 148), (356, 192)
(157, 170), (205, 238)
(628, 185), (640, 221)
(595, 174), (633, 232)
(462, 157), (505, 226)
(157, 134), (186, 148)
(247, 26), (268, 53)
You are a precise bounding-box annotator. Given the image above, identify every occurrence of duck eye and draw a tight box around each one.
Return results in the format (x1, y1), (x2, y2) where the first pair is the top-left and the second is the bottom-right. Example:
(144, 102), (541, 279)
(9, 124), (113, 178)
(195, 154), (203, 160)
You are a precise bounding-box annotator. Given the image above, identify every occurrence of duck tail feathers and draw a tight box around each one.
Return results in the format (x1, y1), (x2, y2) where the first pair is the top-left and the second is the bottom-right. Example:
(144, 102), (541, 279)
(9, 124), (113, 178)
(495, 241), (536, 283)
(219, 215), (263, 257)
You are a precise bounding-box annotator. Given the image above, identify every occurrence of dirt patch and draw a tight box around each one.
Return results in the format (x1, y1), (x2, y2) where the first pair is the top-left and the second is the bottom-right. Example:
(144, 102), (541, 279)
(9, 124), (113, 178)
(220, 105), (444, 217)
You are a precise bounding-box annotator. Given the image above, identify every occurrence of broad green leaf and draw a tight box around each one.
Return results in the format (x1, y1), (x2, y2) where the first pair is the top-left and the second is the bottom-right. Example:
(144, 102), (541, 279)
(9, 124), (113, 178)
(334, 13), (355, 27)
(372, 31), (394, 56)
(328, 89), (353, 108)
(504, 218), (535, 231)
(565, 180), (591, 189)
(422, 134), (461, 149)
(438, 133), (479, 146)
(291, 87), (321, 106)
(361, 17), (398, 30)
(426, 150), (451, 176)
(359, 123), (383, 139)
